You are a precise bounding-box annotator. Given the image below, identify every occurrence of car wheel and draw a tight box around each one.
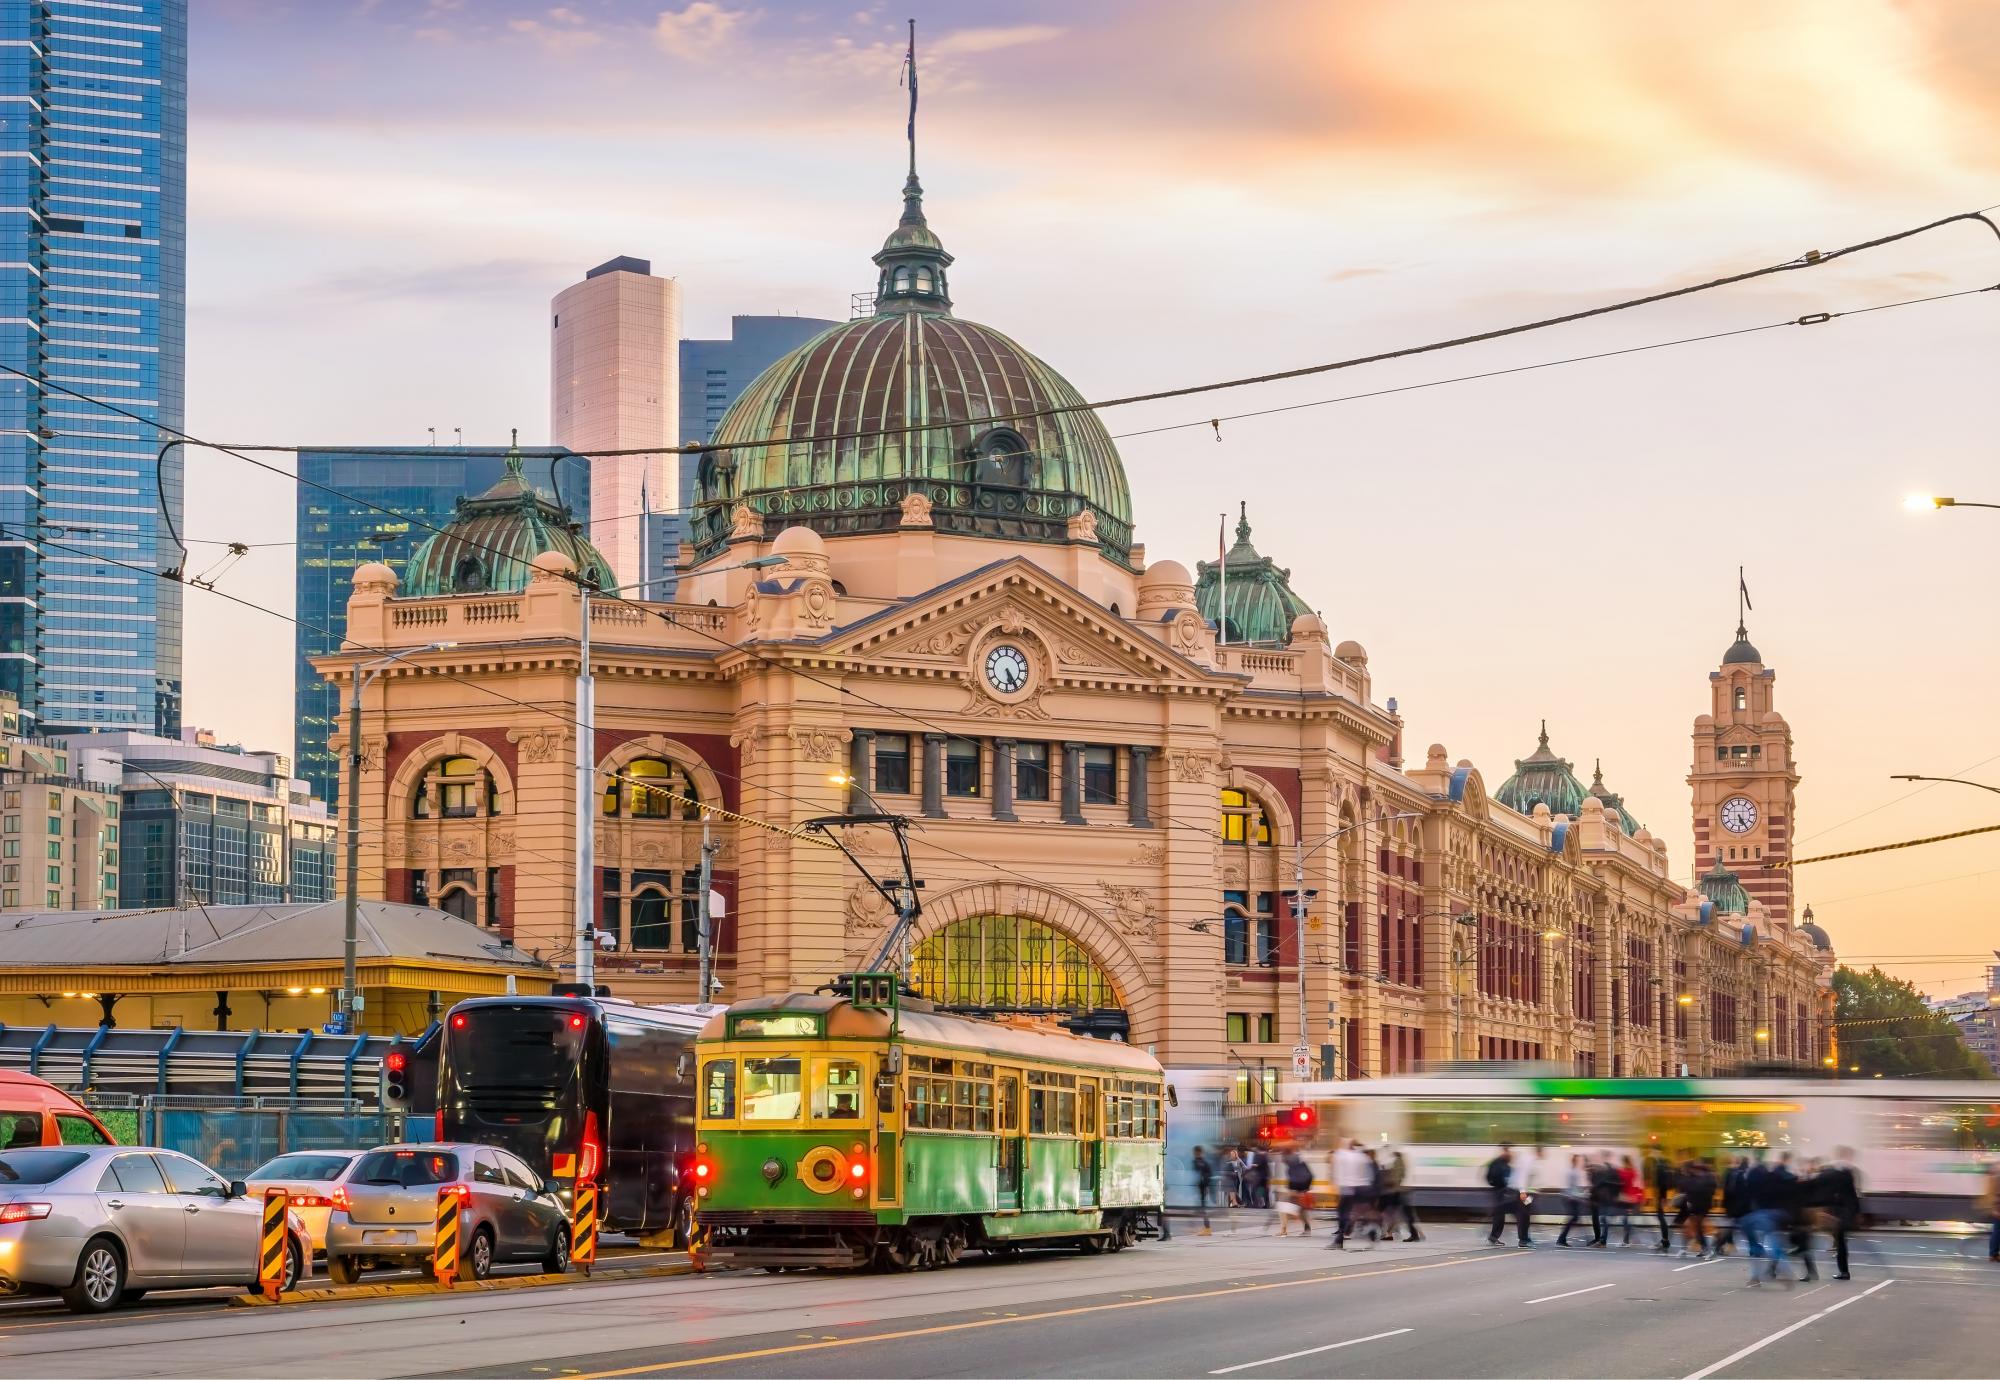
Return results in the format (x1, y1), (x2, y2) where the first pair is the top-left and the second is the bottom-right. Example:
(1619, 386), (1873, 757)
(61, 1238), (125, 1314)
(543, 1224), (572, 1275)
(327, 1255), (363, 1287)
(467, 1227), (494, 1281)
(283, 1238), (304, 1293)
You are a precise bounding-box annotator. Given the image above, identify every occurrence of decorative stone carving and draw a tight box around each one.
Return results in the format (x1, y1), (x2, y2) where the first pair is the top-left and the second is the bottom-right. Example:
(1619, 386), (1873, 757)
(904, 621), (975, 657)
(442, 835), (478, 862)
(899, 490), (934, 528)
(844, 881), (894, 935)
(730, 504), (763, 540)
(790, 728), (852, 763)
(730, 731), (760, 767)
(1095, 881), (1154, 939)
(798, 576), (836, 631)
(1133, 842), (1168, 866)
(508, 727), (571, 765)
(1220, 862), (1245, 888)
(1171, 608), (1205, 657)
(958, 684), (1053, 720)
(489, 832), (515, 861)
(407, 836), (434, 860)
(1168, 751), (1213, 784)
(1066, 508), (1099, 543)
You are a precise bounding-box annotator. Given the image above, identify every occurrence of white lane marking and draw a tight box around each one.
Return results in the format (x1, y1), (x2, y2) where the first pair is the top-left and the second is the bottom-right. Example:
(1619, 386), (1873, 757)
(1525, 1282), (1617, 1304)
(1673, 1258), (1721, 1272)
(1209, 1328), (1414, 1374)
(1680, 1279), (1894, 1380)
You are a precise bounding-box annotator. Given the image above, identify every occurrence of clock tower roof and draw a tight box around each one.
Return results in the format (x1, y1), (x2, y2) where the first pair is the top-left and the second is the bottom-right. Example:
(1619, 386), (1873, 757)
(1698, 860), (1751, 915)
(1722, 621), (1763, 665)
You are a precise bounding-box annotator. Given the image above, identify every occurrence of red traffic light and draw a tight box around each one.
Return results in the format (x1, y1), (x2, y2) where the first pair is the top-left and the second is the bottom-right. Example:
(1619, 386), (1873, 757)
(384, 1050), (408, 1074)
(1294, 1104), (1314, 1126)
(450, 1013), (467, 1030)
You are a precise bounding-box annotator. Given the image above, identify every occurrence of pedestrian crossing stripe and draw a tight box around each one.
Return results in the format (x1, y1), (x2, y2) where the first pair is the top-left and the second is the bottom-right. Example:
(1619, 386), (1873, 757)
(434, 1189), (461, 1288)
(259, 1188), (290, 1301)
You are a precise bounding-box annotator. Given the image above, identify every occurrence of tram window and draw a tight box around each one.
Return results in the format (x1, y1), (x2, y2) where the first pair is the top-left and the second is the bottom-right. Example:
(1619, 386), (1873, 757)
(953, 1080), (978, 1131)
(975, 1080), (995, 1132)
(1028, 1086), (1048, 1134)
(814, 1059), (865, 1121)
(1406, 1100), (1548, 1145)
(998, 1075), (1020, 1132)
(703, 1060), (736, 1119)
(1079, 1081), (1099, 1137)
(741, 1058), (803, 1121)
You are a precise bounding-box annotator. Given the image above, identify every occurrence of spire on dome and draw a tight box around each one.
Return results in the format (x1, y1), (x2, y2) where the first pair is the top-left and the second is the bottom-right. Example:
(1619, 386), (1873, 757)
(874, 20), (952, 315)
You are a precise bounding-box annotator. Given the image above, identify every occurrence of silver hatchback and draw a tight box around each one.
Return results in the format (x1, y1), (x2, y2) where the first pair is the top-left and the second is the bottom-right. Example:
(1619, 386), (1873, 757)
(0, 1144), (312, 1312)
(324, 1143), (570, 1284)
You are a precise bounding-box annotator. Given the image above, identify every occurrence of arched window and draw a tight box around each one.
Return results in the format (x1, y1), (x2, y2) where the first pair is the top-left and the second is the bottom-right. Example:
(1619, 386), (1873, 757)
(1220, 788), (1274, 846)
(965, 427), (1031, 488)
(893, 266), (910, 292)
(1734, 686), (1747, 711)
(414, 756), (497, 818)
(915, 266), (933, 292)
(629, 888), (672, 950)
(602, 757), (701, 819)
(913, 914), (1119, 1012)
(438, 887), (476, 924)
(452, 555), (486, 594)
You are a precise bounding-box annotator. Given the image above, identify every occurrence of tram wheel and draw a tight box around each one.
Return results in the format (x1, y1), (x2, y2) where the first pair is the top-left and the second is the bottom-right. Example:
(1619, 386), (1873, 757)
(1118, 1214), (1141, 1249)
(1078, 1235), (1107, 1255)
(938, 1225), (966, 1267)
(878, 1231), (919, 1272)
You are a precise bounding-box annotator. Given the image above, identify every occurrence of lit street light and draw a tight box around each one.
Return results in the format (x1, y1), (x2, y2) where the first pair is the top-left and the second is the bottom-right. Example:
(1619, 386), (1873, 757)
(1905, 494), (2000, 511)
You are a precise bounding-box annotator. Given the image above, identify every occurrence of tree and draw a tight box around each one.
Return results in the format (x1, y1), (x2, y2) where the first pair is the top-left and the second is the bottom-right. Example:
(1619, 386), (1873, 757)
(1832, 966), (1995, 1081)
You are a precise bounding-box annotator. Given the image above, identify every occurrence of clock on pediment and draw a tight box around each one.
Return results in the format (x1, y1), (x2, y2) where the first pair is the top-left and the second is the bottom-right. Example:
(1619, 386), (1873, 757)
(962, 622), (1053, 718)
(984, 643), (1031, 695)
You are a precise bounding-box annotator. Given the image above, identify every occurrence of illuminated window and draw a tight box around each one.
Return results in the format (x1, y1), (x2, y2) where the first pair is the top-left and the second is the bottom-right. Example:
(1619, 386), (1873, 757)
(1220, 788), (1273, 846)
(913, 914), (1119, 1012)
(603, 757), (700, 819)
(414, 756), (496, 819)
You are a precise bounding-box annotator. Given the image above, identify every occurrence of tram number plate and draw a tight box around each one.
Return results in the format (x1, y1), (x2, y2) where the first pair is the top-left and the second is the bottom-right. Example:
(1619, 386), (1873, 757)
(363, 1230), (415, 1246)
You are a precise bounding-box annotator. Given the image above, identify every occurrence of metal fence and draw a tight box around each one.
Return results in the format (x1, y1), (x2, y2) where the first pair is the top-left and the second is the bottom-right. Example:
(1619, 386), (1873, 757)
(75, 1094), (417, 1179)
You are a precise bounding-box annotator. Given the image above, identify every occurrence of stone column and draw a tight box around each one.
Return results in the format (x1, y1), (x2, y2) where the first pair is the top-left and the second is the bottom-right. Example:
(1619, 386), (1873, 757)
(991, 739), (1018, 822)
(1127, 746), (1153, 828)
(1060, 741), (1085, 825)
(921, 733), (946, 819)
(847, 730), (874, 813)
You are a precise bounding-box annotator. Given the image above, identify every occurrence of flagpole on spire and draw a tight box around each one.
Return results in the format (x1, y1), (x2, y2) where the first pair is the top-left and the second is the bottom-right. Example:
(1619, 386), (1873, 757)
(1738, 565), (1753, 636)
(901, 18), (918, 178)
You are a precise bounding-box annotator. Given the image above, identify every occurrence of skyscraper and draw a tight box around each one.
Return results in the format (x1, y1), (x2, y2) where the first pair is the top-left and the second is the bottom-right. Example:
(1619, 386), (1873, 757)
(676, 313), (839, 506)
(550, 256), (678, 590)
(0, 1), (187, 737)
(292, 446), (589, 805)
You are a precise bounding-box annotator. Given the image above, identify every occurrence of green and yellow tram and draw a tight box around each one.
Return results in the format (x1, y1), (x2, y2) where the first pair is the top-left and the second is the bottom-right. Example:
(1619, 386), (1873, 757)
(691, 983), (1166, 1271)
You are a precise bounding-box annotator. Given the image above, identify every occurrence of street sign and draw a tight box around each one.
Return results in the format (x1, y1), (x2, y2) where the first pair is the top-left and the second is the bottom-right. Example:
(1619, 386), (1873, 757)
(1291, 1044), (1311, 1077)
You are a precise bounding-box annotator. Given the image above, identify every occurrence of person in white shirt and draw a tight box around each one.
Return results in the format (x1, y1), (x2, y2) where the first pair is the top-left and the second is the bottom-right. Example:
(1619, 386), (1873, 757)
(1330, 1140), (1373, 1249)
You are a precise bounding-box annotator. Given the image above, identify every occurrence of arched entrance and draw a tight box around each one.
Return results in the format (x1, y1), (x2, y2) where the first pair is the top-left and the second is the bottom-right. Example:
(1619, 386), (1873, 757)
(912, 914), (1127, 1039)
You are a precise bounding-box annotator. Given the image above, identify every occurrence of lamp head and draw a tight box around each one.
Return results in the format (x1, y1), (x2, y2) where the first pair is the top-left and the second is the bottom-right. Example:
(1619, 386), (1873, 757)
(741, 554), (787, 569)
(1904, 494), (1952, 511)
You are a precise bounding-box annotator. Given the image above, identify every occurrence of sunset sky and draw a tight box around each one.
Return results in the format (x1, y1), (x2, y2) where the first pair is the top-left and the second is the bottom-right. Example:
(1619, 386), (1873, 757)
(186, 1), (2000, 993)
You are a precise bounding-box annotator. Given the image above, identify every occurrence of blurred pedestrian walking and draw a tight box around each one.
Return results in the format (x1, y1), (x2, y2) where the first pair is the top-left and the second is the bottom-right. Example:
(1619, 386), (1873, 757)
(1647, 1149), (1677, 1252)
(1556, 1154), (1594, 1248)
(1277, 1149), (1314, 1237)
(1678, 1153), (1716, 1260)
(1976, 1160), (1999, 1263)
(1812, 1148), (1861, 1280)
(1331, 1139), (1370, 1249)
(1192, 1145), (1215, 1235)
(1485, 1143), (1531, 1247)
(1380, 1145), (1421, 1242)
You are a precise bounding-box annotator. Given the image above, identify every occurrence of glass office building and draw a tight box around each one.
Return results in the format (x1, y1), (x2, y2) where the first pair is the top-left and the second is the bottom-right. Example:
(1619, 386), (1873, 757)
(293, 447), (589, 805)
(0, 1), (187, 736)
(676, 314), (838, 502)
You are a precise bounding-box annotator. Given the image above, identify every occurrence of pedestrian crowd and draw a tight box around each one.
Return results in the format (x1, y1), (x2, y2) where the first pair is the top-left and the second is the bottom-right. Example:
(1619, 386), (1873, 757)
(1181, 1138), (1422, 1247)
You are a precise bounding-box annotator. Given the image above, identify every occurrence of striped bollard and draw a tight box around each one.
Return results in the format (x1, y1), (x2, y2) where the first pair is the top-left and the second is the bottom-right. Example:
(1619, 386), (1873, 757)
(571, 1179), (598, 1275)
(433, 1187), (461, 1288)
(259, 1188), (290, 1301)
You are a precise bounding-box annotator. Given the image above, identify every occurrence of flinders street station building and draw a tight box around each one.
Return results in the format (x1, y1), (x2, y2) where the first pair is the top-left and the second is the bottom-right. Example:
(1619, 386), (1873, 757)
(323, 163), (1833, 1083)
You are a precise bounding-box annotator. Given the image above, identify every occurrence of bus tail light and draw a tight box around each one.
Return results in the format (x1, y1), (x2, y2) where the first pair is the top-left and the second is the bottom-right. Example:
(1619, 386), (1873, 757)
(579, 1109), (604, 1184)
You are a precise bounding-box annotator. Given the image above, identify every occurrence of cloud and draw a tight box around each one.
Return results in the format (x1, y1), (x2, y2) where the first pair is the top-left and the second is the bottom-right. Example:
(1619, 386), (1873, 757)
(509, 11), (604, 53)
(1327, 267), (1391, 283)
(931, 25), (1064, 57)
(653, 2), (748, 59)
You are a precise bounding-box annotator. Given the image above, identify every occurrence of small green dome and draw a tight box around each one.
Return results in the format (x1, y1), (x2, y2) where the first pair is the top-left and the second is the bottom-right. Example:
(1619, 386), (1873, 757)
(1493, 722), (1589, 819)
(688, 173), (1134, 565)
(1585, 759), (1643, 836)
(1194, 505), (1313, 645)
(1699, 860), (1751, 915)
(404, 442), (613, 598)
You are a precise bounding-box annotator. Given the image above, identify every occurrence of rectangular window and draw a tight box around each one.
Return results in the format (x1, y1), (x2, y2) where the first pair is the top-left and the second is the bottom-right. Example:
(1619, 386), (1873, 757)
(2, 889), (15, 907)
(874, 734), (912, 794)
(5, 816), (18, 834)
(1225, 1012), (1249, 1042)
(741, 1058), (802, 1122)
(1014, 742), (1051, 801)
(812, 1059), (866, 1121)
(703, 1060), (736, 1119)
(47, 865), (61, 885)
(45, 889), (58, 908)
(46, 841), (60, 861)
(1257, 1013), (1276, 1043)
(945, 738), (981, 798)
(1082, 746), (1117, 804)
(3, 840), (15, 859)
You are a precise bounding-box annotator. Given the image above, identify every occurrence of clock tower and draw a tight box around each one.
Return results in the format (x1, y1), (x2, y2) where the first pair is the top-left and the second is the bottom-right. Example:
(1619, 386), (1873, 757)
(1689, 612), (1800, 925)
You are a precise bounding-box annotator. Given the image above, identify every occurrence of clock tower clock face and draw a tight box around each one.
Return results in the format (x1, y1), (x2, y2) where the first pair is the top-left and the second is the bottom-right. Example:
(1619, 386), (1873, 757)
(1720, 795), (1759, 835)
(984, 644), (1030, 695)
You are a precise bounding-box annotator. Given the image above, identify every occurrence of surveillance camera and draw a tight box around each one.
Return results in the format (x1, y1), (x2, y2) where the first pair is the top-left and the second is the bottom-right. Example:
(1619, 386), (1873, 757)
(595, 930), (616, 951)
(708, 977), (724, 995)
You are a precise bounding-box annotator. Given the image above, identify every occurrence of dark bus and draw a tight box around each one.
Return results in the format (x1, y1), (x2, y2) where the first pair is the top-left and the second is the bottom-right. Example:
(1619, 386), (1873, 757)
(436, 995), (714, 1242)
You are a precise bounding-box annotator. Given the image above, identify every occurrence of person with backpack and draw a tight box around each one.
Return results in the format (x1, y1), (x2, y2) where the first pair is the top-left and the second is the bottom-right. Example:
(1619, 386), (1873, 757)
(1713, 1155), (1751, 1256)
(1192, 1145), (1215, 1236)
(1277, 1148), (1315, 1236)
(1813, 1149), (1862, 1280)
(1485, 1143), (1530, 1247)
(1591, 1155), (1627, 1247)
(1380, 1146), (1421, 1242)
(1678, 1154), (1717, 1259)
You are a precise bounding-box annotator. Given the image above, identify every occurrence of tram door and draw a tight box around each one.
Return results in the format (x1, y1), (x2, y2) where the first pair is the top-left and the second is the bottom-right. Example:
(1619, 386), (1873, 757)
(1077, 1078), (1101, 1207)
(996, 1074), (1023, 1209)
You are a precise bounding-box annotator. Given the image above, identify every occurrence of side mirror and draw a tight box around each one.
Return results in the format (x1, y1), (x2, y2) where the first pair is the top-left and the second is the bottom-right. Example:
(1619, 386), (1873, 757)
(228, 1179), (249, 1199)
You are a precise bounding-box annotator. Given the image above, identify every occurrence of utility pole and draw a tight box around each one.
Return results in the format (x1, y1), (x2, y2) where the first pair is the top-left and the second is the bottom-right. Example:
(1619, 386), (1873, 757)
(696, 814), (717, 1000)
(575, 584), (596, 991)
(1292, 831), (1310, 1080)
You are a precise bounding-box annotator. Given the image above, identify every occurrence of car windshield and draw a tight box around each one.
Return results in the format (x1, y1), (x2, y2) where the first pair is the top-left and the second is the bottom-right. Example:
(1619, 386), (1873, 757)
(352, 1149), (458, 1187)
(250, 1153), (353, 1182)
(0, 1148), (87, 1184)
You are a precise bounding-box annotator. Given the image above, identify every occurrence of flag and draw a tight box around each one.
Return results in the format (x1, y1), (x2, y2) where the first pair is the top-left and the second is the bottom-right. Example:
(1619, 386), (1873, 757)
(1739, 567), (1752, 612)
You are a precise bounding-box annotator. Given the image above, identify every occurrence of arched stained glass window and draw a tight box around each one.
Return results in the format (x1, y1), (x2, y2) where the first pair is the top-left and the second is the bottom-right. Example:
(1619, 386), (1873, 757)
(602, 757), (701, 819)
(913, 915), (1119, 1013)
(1220, 787), (1273, 846)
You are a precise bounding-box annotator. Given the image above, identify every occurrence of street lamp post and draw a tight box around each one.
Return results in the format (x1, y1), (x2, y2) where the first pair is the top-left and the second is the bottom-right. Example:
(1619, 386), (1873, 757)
(1889, 773), (2000, 797)
(1905, 495), (2000, 512)
(342, 641), (455, 1030)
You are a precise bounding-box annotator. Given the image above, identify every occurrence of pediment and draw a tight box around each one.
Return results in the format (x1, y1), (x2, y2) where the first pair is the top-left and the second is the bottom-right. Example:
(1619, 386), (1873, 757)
(827, 559), (1215, 689)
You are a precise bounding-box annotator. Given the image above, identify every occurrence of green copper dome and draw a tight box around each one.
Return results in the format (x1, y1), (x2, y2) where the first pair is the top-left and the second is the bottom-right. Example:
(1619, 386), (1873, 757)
(688, 173), (1134, 565)
(1194, 504), (1314, 645)
(1585, 759), (1643, 836)
(1699, 860), (1751, 915)
(1493, 722), (1589, 819)
(404, 441), (614, 598)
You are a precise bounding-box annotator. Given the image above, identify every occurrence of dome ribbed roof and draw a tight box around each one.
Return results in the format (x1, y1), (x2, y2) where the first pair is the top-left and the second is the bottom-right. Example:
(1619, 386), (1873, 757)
(1723, 621), (1762, 664)
(1194, 504), (1313, 646)
(1585, 759), (1643, 836)
(1797, 904), (1832, 951)
(404, 444), (613, 598)
(1494, 722), (1589, 819)
(688, 175), (1134, 564)
(1699, 860), (1750, 915)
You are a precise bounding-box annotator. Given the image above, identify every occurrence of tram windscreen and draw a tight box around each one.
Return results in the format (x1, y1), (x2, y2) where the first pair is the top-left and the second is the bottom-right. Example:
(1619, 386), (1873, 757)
(447, 1006), (586, 1092)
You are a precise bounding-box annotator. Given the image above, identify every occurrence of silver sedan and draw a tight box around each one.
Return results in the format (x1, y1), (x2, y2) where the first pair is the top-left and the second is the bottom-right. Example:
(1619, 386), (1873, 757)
(0, 1144), (312, 1313)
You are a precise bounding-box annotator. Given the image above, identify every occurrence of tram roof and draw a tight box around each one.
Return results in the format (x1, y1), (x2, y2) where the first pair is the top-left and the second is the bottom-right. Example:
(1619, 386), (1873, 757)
(703, 993), (1163, 1075)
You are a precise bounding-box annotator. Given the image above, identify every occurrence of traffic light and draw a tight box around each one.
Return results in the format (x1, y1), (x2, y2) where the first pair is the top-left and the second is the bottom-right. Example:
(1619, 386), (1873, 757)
(383, 1044), (412, 1108)
(1293, 1103), (1315, 1130)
